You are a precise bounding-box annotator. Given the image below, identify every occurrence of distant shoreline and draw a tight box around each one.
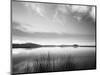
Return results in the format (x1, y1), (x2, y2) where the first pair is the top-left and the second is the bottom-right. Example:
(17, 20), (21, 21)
(12, 43), (96, 48)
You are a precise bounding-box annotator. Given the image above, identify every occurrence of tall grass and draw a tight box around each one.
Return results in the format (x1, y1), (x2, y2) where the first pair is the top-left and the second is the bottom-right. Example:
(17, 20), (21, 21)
(12, 53), (96, 74)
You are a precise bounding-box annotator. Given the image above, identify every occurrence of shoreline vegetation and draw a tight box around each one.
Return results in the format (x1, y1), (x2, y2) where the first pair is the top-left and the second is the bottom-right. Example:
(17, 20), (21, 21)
(12, 43), (96, 48)
(12, 43), (96, 74)
(12, 52), (96, 74)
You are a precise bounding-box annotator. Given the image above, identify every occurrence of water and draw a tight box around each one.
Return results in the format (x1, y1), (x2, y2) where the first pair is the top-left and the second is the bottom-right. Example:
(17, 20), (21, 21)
(12, 47), (95, 56)
(12, 47), (96, 74)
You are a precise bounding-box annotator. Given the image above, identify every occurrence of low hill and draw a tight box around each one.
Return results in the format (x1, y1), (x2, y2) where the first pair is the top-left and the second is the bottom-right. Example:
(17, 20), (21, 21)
(12, 43), (41, 48)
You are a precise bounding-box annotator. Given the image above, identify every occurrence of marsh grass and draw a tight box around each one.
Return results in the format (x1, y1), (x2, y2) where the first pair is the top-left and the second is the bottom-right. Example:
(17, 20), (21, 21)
(12, 53), (96, 75)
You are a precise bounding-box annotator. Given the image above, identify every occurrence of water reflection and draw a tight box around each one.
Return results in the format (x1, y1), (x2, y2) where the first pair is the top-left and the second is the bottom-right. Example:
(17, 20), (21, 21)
(12, 47), (95, 55)
(12, 47), (96, 74)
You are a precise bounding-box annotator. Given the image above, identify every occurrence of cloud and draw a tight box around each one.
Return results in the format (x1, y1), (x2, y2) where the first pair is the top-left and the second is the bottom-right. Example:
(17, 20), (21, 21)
(25, 2), (58, 20)
(57, 5), (68, 13)
(12, 2), (95, 35)
(69, 5), (90, 21)
(24, 2), (95, 22)
(23, 2), (44, 17)
(30, 3), (45, 17)
(66, 5), (95, 21)
(89, 7), (95, 21)
(12, 21), (67, 34)
(12, 21), (31, 32)
(71, 5), (90, 13)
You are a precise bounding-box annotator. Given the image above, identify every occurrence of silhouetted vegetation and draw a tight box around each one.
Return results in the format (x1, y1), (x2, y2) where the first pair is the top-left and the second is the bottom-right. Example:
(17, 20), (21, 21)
(12, 43), (96, 49)
(12, 43), (41, 48)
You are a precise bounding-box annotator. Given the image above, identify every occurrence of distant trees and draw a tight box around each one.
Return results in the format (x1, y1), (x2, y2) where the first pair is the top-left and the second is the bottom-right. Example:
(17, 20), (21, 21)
(12, 43), (95, 48)
(73, 44), (79, 48)
(12, 43), (41, 48)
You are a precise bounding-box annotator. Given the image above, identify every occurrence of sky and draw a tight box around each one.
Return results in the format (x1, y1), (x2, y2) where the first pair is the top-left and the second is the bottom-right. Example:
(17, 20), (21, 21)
(12, 1), (96, 45)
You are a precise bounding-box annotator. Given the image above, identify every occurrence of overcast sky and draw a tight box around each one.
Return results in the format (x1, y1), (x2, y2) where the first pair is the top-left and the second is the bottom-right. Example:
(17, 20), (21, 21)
(12, 1), (96, 45)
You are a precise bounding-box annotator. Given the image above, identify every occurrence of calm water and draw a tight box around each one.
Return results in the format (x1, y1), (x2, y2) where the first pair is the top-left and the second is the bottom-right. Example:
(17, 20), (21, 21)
(12, 47), (95, 56)
(12, 47), (96, 74)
